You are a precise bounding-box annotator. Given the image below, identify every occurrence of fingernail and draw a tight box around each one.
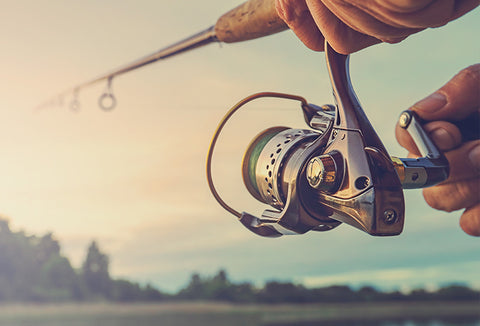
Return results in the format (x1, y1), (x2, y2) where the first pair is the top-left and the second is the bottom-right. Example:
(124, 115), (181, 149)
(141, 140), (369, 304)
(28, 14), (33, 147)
(468, 145), (480, 171)
(430, 128), (456, 149)
(413, 92), (447, 113)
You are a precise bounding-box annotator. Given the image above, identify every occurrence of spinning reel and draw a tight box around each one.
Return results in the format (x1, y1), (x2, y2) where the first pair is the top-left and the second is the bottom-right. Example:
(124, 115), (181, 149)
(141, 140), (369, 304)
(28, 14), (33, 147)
(206, 41), (450, 237)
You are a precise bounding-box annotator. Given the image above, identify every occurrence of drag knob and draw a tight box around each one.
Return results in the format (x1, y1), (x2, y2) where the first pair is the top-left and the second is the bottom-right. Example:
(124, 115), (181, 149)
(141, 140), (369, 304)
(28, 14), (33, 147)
(306, 153), (342, 194)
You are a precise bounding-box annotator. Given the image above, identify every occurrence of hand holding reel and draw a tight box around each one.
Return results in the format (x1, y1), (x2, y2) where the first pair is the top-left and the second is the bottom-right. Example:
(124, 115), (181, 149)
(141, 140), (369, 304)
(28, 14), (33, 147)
(206, 41), (449, 237)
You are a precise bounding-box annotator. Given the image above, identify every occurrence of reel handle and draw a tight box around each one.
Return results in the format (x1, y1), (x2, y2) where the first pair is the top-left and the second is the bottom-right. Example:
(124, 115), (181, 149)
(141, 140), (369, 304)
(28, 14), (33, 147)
(392, 111), (449, 189)
(392, 110), (480, 189)
(215, 0), (288, 43)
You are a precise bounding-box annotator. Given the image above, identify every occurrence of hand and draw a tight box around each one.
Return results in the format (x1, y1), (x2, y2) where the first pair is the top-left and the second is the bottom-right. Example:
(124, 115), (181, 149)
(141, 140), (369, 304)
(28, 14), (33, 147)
(275, 0), (479, 54)
(395, 64), (480, 236)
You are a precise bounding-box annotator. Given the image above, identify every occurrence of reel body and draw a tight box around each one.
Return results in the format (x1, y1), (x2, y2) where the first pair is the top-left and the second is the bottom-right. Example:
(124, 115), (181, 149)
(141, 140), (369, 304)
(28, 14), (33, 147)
(206, 41), (449, 237)
(241, 103), (406, 236)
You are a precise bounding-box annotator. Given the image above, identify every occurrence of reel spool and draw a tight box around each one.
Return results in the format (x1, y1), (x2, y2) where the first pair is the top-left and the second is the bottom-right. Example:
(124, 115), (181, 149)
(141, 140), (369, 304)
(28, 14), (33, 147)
(242, 127), (316, 208)
(242, 127), (342, 228)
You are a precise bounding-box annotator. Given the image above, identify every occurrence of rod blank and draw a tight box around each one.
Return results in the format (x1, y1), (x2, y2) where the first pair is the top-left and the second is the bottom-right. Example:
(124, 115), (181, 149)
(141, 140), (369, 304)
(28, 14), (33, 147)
(39, 0), (288, 110)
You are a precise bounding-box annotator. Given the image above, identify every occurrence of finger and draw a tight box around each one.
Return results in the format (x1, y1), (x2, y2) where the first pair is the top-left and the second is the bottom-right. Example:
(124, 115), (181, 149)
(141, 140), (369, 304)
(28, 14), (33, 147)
(395, 120), (462, 156)
(275, 0), (326, 51)
(361, 0), (479, 29)
(375, 0), (435, 13)
(449, 0), (480, 21)
(421, 141), (480, 211)
(305, 0), (381, 53)
(378, 0), (480, 19)
(425, 122), (463, 151)
(423, 178), (480, 212)
(442, 140), (480, 182)
(320, 0), (423, 43)
(410, 64), (480, 121)
(460, 204), (480, 237)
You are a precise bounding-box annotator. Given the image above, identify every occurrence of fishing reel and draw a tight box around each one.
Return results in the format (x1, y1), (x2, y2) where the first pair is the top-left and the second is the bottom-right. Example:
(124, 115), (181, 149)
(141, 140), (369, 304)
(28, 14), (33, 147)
(206, 41), (449, 237)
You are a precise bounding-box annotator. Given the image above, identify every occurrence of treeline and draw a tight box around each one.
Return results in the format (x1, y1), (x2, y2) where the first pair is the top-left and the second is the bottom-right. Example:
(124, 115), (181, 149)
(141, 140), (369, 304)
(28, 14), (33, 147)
(1, 218), (479, 303)
(0, 219), (163, 302)
(178, 270), (480, 303)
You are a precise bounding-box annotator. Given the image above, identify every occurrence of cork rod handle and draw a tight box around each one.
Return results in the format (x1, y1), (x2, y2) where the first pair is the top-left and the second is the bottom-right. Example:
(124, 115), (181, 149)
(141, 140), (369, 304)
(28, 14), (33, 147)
(215, 0), (288, 43)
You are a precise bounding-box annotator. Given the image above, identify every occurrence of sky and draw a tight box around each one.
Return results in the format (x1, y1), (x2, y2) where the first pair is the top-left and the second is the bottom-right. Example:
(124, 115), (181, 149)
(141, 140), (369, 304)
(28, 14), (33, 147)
(0, 1), (479, 293)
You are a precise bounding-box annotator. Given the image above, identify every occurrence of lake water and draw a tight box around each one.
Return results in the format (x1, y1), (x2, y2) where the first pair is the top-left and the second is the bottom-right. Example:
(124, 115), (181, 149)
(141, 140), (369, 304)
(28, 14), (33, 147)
(1, 316), (478, 326)
(0, 302), (478, 326)
(270, 320), (480, 326)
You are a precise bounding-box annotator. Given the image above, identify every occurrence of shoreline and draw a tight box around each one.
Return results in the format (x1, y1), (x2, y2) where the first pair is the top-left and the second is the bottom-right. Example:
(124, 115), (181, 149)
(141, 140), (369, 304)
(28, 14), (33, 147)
(0, 301), (478, 322)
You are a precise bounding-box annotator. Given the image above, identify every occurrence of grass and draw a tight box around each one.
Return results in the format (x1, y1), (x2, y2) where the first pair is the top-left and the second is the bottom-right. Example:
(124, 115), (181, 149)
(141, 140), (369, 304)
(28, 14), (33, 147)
(0, 301), (478, 326)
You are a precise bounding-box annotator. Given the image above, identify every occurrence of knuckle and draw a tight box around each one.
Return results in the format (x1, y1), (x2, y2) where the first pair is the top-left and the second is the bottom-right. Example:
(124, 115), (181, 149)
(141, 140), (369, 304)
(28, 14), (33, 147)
(453, 182), (474, 209)
(329, 40), (356, 55)
(382, 35), (408, 45)
(423, 188), (450, 211)
(455, 64), (480, 85)
(423, 180), (479, 212)
(460, 205), (480, 237)
(275, 0), (289, 21)
(275, 0), (308, 26)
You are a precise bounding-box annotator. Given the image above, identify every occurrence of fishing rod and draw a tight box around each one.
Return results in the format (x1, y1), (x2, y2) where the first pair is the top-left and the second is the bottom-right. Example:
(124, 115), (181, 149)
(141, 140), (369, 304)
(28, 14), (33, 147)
(39, 0), (287, 111)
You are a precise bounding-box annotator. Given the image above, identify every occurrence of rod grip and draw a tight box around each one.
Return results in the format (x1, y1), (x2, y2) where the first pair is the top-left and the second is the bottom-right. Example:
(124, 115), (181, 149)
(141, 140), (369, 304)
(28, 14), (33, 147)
(215, 0), (288, 43)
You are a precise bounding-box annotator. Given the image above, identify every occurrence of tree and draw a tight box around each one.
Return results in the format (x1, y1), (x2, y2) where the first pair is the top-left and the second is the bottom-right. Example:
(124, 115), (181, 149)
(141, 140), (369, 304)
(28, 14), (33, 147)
(0, 218), (81, 302)
(434, 284), (480, 301)
(110, 279), (142, 302)
(0, 219), (39, 301)
(0, 219), (168, 303)
(34, 233), (61, 265)
(229, 282), (256, 303)
(0, 219), (10, 234)
(178, 273), (204, 300)
(82, 241), (111, 298)
(207, 269), (233, 301)
(357, 285), (381, 301)
(258, 281), (308, 303)
(143, 283), (166, 301)
(35, 256), (80, 301)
